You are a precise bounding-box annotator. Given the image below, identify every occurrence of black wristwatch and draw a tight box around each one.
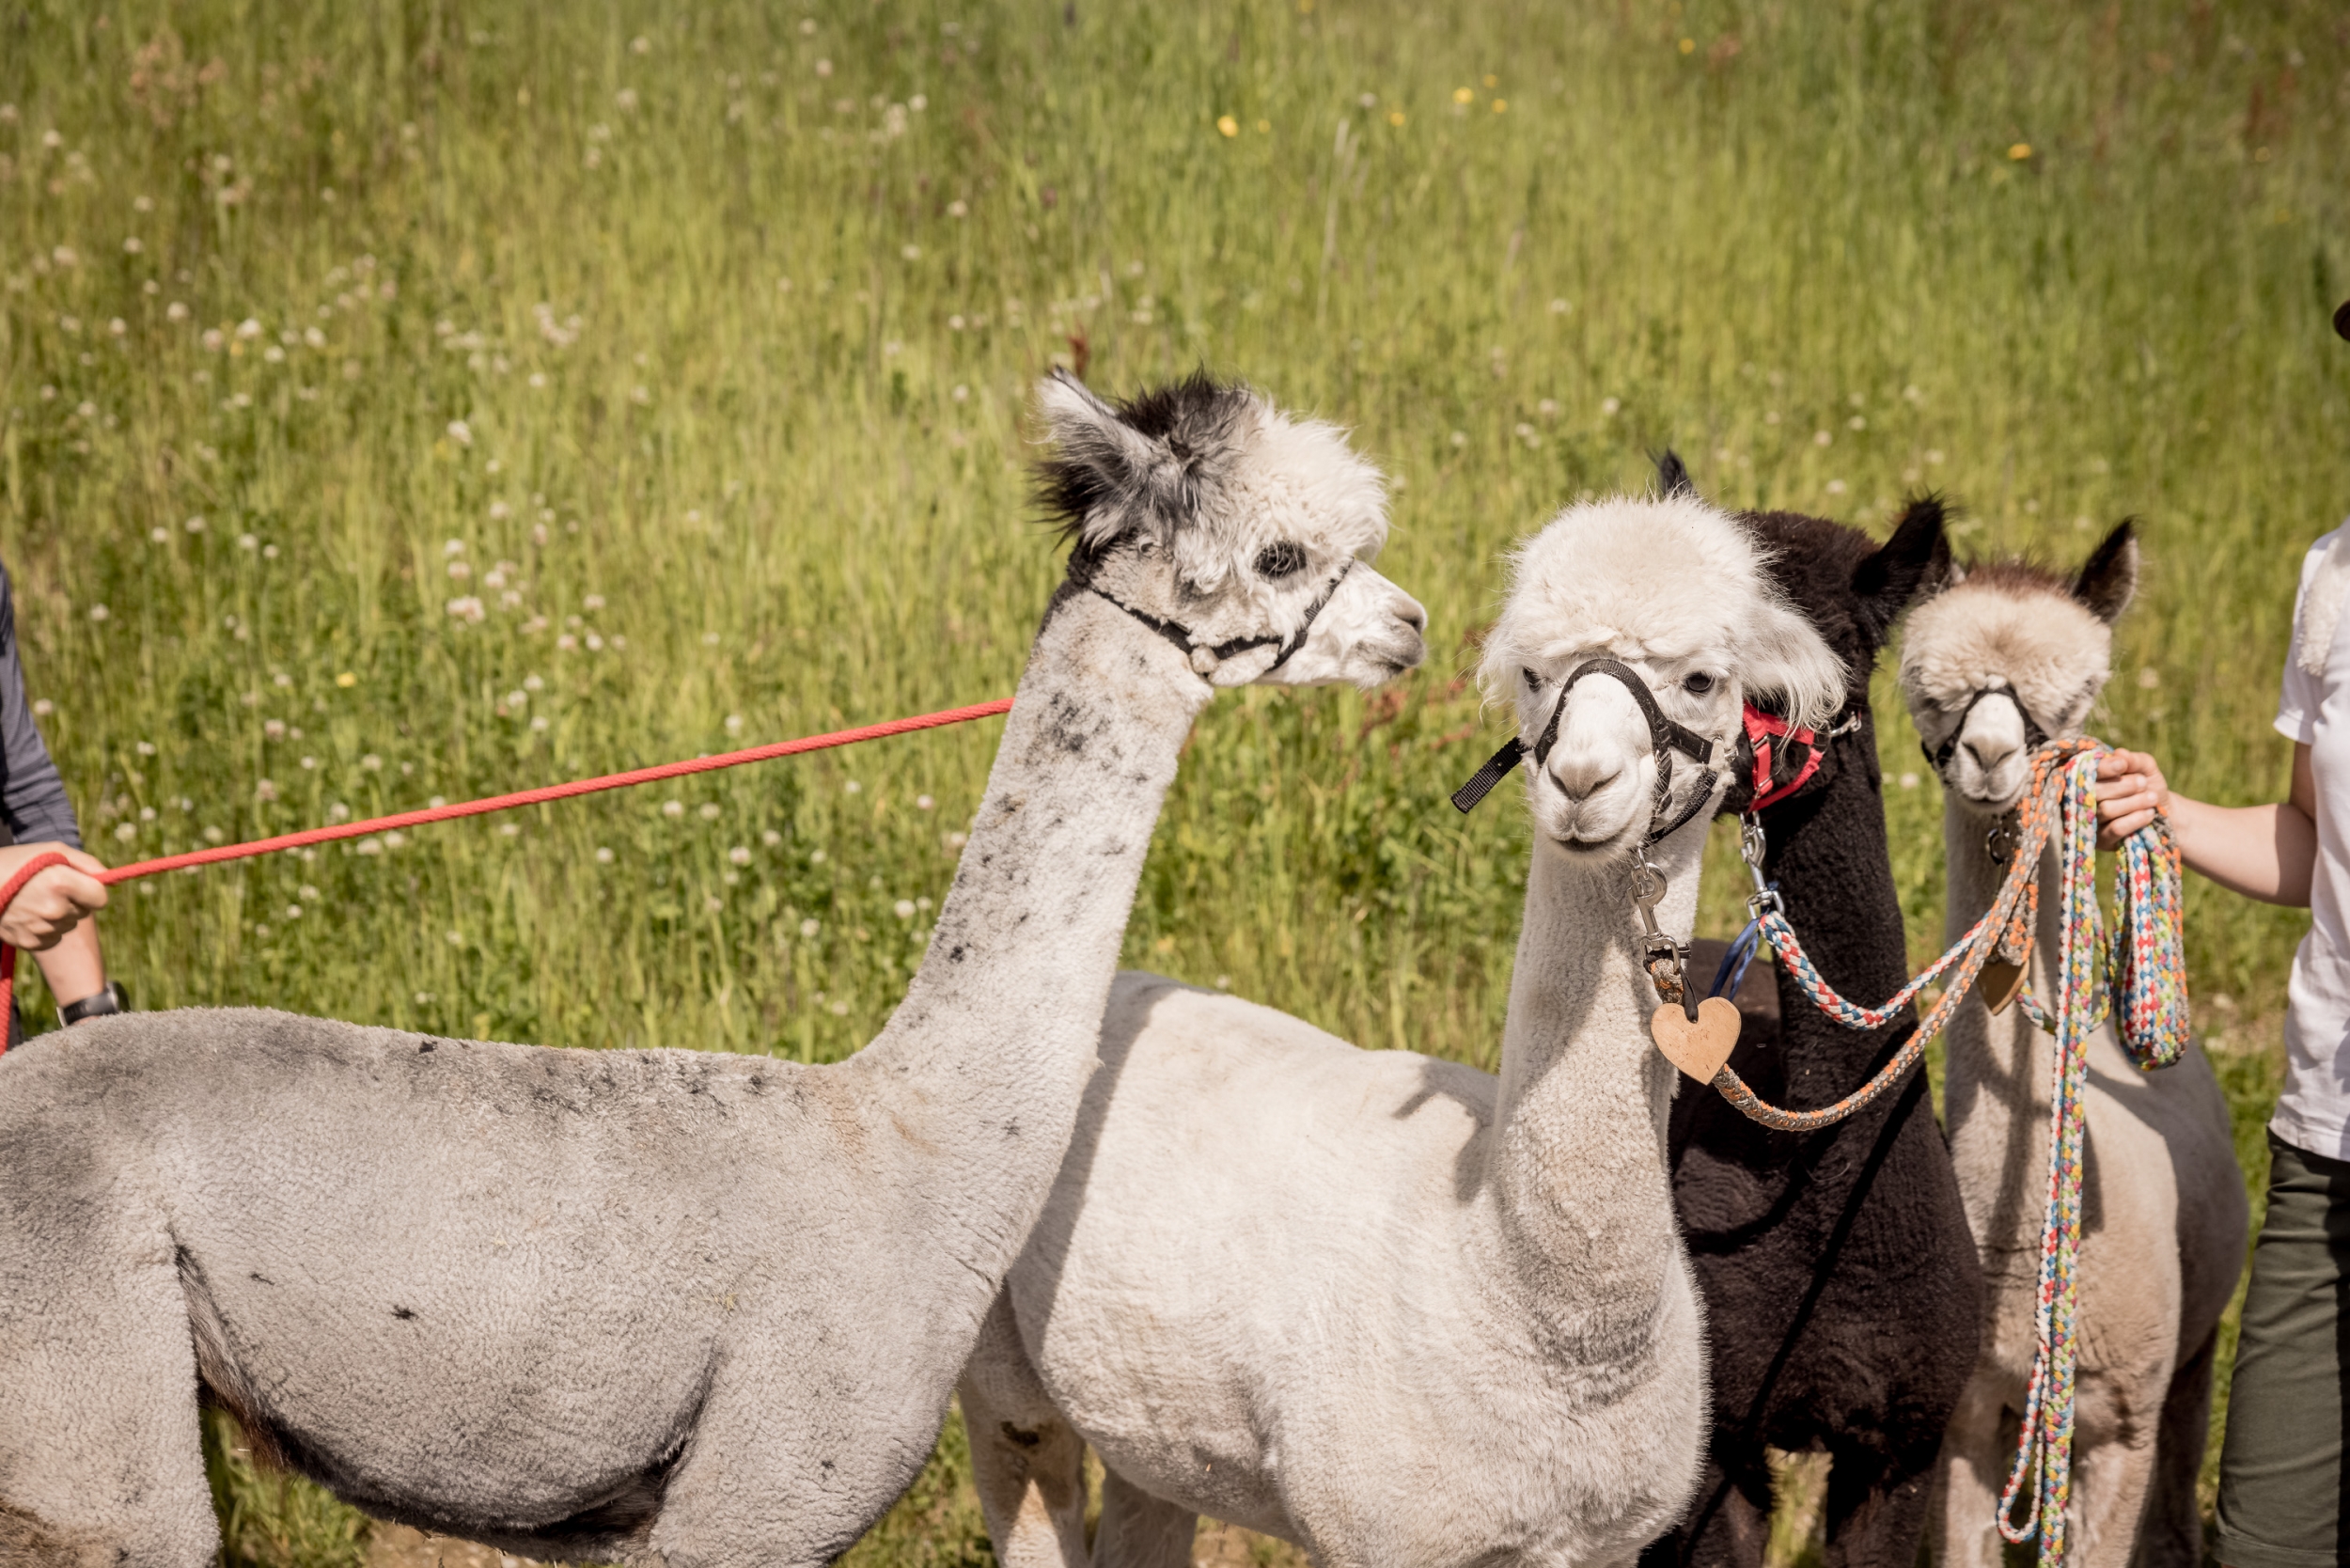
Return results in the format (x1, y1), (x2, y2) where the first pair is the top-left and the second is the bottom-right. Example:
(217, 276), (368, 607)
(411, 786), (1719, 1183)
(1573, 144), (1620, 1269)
(58, 981), (127, 1028)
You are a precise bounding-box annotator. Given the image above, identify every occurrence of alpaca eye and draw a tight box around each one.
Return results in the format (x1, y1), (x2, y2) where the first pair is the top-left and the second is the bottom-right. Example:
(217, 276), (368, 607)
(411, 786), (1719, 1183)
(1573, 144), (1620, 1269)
(1683, 672), (1716, 696)
(1524, 667), (1543, 691)
(1255, 541), (1308, 579)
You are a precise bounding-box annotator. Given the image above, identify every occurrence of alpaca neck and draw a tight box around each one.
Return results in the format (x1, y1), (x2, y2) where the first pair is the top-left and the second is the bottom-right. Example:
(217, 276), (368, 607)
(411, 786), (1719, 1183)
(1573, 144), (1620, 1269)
(1486, 823), (1698, 1345)
(853, 583), (1208, 1242)
(1937, 803), (2063, 1151)
(1760, 720), (1918, 1091)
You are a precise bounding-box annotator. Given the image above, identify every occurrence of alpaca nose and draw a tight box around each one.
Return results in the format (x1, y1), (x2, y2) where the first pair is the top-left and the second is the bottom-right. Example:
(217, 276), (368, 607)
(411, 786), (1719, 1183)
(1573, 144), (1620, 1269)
(1396, 599), (1427, 635)
(1548, 750), (1623, 803)
(1963, 730), (2019, 774)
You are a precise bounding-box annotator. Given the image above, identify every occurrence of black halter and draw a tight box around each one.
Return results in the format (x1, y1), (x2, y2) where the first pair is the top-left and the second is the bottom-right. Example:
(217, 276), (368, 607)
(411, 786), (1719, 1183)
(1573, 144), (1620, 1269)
(1074, 559), (1355, 677)
(1920, 684), (2048, 779)
(1450, 658), (1720, 846)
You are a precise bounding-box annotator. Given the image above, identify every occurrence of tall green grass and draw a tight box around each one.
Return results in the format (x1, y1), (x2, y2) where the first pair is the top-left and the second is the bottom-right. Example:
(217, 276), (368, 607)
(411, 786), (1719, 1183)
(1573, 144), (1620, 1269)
(3, 0), (2343, 1560)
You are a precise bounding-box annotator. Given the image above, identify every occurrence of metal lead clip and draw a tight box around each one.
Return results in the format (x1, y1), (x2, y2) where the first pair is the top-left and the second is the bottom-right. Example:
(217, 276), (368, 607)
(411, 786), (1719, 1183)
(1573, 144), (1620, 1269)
(1739, 814), (1782, 920)
(1631, 845), (1699, 1022)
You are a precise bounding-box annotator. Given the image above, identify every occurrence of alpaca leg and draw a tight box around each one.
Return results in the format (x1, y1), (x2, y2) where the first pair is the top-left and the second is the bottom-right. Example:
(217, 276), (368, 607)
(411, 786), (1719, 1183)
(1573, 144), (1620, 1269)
(1638, 1455), (1770, 1568)
(959, 1295), (1091, 1568)
(2067, 1400), (2163, 1568)
(1821, 1447), (1935, 1568)
(0, 1231), (216, 1567)
(2127, 1326), (2217, 1568)
(1093, 1466), (1198, 1568)
(1930, 1372), (2010, 1568)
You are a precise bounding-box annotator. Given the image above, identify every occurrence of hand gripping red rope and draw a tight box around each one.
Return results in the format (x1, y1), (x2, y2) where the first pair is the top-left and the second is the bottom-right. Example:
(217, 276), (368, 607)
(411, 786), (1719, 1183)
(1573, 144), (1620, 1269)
(0, 698), (1013, 1049)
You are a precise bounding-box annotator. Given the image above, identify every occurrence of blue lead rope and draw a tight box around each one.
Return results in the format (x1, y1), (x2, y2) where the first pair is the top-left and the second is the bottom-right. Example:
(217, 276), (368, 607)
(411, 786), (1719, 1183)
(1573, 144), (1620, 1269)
(1709, 892), (1773, 1000)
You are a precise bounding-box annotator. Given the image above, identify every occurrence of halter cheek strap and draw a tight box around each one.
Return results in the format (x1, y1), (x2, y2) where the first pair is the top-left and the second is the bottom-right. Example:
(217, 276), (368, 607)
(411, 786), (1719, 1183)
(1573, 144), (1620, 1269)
(1449, 658), (1719, 848)
(1075, 559), (1355, 678)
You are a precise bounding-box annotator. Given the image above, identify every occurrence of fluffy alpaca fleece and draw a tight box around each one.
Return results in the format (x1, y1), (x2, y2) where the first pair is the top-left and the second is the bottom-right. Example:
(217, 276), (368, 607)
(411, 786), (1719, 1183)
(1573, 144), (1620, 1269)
(957, 492), (1846, 1568)
(0, 371), (1428, 1568)
(1647, 490), (1984, 1568)
(1898, 525), (2248, 1568)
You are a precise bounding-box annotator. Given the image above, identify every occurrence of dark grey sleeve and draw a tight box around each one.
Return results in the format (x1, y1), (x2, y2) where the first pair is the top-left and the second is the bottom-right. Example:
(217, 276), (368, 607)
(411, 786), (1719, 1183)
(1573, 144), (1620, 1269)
(0, 565), (82, 850)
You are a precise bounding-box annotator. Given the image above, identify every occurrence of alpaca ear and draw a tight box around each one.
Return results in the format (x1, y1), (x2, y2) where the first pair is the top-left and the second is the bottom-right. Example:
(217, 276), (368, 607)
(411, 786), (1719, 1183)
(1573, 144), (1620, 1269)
(1851, 495), (1948, 642)
(1745, 599), (1851, 732)
(1036, 370), (1174, 551)
(2073, 520), (2138, 625)
(1653, 449), (1696, 499)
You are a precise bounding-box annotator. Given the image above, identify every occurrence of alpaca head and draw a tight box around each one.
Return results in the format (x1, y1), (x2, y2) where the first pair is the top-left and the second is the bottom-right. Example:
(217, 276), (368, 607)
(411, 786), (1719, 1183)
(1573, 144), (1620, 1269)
(1036, 369), (1426, 689)
(1655, 455), (1949, 811)
(1897, 520), (2138, 815)
(1479, 490), (1845, 856)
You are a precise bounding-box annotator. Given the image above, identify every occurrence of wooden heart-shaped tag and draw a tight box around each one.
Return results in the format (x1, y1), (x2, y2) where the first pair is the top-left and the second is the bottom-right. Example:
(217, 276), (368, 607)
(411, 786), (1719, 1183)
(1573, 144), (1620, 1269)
(1652, 996), (1743, 1082)
(1981, 960), (2025, 1015)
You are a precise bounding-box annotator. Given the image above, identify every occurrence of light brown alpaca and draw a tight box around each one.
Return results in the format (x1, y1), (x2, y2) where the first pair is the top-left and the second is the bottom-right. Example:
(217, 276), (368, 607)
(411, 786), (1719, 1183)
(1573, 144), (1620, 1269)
(1898, 525), (2247, 1568)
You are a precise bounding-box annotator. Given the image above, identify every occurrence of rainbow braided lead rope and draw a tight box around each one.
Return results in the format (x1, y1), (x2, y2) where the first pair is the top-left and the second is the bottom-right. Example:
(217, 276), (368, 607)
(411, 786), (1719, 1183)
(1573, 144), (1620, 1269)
(1711, 743), (2191, 1568)
(1703, 744), (2073, 1134)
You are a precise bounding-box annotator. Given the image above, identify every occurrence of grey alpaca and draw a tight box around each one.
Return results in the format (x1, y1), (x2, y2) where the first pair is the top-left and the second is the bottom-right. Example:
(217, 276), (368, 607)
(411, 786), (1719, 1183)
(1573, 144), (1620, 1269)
(0, 370), (1426, 1568)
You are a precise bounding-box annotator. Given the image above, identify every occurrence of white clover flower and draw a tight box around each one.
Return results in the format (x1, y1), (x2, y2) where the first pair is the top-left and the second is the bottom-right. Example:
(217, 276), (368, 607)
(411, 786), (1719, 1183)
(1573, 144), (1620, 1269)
(725, 713), (744, 732)
(948, 199), (967, 217)
(358, 838), (383, 855)
(446, 419), (473, 446)
(447, 560), (472, 579)
(255, 778), (278, 801)
(304, 326), (325, 348)
(916, 794), (935, 810)
(31, 699), (51, 717)
(663, 799), (684, 819)
(89, 604), (111, 621)
(166, 302), (188, 321)
(762, 829), (783, 847)
(446, 596), (486, 622)
(235, 318), (261, 339)
(385, 831), (407, 848)
(800, 917), (821, 937)
(488, 500), (510, 520)
(698, 803), (720, 821)
(201, 328), (225, 351)
(184, 515), (204, 533)
(729, 845), (751, 866)
(894, 900), (916, 919)
(150, 525), (170, 543)
(115, 822), (138, 843)
(595, 846), (615, 864)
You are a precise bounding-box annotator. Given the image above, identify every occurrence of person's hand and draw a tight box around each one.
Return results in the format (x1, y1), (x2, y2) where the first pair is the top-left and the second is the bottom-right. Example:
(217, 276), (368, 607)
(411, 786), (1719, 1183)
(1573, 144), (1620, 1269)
(0, 843), (108, 951)
(2095, 749), (2169, 850)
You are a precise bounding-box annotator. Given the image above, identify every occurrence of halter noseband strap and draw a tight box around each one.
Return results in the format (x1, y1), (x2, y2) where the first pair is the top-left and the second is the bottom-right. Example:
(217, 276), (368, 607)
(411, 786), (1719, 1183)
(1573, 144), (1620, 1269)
(1921, 685), (2048, 779)
(1074, 558), (1355, 678)
(1450, 658), (1719, 847)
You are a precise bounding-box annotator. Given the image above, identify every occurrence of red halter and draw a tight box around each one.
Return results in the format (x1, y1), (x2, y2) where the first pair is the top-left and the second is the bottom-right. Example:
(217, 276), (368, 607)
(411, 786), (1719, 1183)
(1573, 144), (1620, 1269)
(1743, 705), (1825, 811)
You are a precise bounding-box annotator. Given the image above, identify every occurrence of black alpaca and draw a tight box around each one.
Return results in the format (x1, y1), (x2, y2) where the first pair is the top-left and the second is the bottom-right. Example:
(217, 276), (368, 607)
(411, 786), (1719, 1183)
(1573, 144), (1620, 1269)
(1643, 460), (1983, 1568)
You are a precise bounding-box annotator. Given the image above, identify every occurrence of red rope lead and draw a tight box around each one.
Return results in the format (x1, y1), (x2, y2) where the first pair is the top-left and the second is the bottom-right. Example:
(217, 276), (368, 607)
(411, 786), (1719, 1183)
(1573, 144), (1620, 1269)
(0, 698), (1013, 1048)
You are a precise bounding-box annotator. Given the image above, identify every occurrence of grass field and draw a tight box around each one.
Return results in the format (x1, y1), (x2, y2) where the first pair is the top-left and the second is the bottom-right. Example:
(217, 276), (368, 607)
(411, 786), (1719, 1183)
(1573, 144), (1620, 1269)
(4, 0), (2346, 1561)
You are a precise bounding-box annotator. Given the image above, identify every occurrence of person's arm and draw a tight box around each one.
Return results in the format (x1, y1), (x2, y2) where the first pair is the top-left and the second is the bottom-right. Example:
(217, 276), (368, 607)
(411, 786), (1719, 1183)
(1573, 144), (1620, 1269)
(32, 920), (106, 1009)
(0, 564), (113, 1008)
(2095, 745), (2317, 906)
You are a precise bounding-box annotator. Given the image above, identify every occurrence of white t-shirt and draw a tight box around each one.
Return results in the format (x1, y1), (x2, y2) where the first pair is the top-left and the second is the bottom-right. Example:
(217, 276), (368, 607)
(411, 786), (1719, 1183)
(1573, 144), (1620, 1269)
(2272, 523), (2350, 1157)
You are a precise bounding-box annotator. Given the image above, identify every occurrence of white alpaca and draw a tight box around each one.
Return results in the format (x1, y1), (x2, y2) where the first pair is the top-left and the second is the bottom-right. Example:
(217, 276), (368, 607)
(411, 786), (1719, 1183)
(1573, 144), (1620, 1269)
(0, 371), (1429, 1568)
(959, 494), (1848, 1568)
(1900, 528), (2248, 1568)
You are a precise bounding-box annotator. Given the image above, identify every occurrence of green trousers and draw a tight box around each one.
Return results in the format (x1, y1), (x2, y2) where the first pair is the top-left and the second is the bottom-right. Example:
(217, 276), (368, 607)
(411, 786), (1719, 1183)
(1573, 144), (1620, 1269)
(2217, 1135), (2350, 1568)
